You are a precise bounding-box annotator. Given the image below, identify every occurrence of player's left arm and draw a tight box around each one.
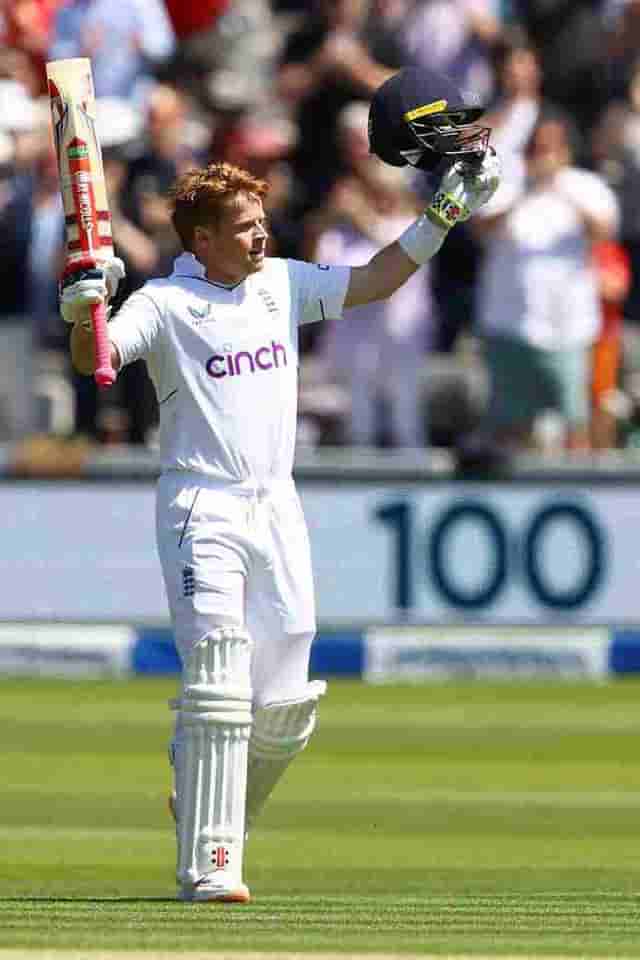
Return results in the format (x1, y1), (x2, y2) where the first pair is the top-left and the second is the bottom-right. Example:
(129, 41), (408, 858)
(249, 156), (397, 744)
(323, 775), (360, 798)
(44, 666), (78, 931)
(344, 149), (501, 308)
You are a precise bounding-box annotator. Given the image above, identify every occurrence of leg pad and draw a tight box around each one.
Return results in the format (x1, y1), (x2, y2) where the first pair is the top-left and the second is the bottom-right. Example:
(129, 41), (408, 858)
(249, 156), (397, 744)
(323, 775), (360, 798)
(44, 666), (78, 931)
(246, 680), (326, 829)
(171, 627), (252, 890)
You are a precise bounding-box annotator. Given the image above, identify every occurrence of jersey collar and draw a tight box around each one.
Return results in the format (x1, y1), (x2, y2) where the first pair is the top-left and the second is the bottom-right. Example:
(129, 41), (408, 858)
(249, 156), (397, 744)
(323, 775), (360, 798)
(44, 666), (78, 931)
(172, 253), (207, 279)
(171, 252), (244, 290)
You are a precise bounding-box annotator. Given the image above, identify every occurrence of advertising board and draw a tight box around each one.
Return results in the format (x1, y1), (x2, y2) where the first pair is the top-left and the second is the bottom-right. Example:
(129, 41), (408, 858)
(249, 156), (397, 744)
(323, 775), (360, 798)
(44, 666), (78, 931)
(0, 481), (636, 625)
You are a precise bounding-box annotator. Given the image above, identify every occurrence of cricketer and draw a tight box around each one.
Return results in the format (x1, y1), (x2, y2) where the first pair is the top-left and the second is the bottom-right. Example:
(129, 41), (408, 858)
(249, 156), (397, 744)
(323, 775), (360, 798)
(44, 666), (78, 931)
(62, 67), (500, 903)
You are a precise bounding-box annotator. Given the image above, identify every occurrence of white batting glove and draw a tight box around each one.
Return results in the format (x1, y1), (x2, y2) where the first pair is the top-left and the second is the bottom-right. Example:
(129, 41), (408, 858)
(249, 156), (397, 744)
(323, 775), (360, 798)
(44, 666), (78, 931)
(60, 257), (125, 328)
(427, 148), (502, 230)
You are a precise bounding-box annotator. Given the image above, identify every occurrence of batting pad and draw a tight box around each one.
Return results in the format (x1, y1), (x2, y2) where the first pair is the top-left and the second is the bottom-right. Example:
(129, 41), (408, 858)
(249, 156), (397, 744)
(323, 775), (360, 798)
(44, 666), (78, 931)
(171, 627), (253, 890)
(246, 680), (327, 829)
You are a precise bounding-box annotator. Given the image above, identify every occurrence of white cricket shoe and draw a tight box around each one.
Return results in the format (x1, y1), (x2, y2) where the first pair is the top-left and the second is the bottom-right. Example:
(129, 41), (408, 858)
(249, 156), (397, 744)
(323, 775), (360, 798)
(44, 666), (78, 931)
(179, 878), (251, 903)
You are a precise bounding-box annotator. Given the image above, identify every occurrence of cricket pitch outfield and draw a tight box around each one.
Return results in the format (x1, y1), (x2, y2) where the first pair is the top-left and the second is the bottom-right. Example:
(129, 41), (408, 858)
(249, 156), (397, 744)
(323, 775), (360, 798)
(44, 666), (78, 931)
(1, 677), (640, 956)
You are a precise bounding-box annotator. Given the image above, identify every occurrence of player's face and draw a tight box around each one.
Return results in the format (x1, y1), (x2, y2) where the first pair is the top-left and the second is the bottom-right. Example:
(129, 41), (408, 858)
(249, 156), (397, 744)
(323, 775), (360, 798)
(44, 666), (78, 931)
(197, 193), (268, 284)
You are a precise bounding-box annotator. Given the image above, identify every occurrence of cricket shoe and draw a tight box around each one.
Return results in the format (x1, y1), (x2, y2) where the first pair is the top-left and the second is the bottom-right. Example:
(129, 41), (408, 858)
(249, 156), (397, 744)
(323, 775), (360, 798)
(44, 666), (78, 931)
(178, 878), (251, 903)
(169, 797), (250, 903)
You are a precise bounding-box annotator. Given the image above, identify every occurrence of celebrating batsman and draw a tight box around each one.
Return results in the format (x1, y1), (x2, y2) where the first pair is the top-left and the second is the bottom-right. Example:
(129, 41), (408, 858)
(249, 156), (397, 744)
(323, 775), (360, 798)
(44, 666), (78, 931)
(64, 68), (500, 903)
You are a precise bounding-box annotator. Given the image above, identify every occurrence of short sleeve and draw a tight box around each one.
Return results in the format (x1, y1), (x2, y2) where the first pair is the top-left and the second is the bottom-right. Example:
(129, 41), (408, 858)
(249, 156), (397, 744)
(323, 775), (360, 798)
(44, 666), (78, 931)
(314, 229), (348, 266)
(287, 259), (351, 326)
(108, 290), (163, 368)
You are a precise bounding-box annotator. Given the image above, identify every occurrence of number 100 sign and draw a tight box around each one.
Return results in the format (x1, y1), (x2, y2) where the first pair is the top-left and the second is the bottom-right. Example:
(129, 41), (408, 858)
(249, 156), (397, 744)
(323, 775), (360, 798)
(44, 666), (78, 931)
(375, 498), (606, 613)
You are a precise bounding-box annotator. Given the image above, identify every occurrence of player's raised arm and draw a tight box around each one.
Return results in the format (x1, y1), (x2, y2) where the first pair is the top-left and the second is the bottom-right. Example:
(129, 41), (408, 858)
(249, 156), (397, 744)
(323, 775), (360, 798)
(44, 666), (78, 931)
(345, 66), (501, 308)
(345, 151), (500, 307)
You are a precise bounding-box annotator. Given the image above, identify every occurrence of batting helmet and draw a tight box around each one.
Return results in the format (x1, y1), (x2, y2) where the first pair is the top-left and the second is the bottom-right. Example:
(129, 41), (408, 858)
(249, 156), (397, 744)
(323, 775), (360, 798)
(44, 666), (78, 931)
(368, 67), (490, 172)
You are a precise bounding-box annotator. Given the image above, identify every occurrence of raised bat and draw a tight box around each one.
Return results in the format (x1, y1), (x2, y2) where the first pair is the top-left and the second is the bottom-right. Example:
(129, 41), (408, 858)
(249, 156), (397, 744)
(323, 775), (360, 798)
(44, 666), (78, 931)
(46, 57), (116, 388)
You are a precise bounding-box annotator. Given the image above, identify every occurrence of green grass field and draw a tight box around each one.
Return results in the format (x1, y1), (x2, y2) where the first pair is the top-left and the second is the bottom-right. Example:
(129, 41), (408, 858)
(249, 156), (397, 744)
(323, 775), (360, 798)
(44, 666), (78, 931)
(1, 676), (640, 956)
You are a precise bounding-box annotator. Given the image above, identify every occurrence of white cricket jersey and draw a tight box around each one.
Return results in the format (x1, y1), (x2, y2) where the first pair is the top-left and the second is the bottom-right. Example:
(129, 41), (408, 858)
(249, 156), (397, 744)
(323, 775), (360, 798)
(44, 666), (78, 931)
(108, 253), (350, 489)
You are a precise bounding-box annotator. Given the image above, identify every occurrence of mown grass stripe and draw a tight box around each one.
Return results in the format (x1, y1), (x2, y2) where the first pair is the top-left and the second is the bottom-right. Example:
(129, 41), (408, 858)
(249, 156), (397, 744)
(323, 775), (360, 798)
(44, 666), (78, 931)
(1, 953), (636, 960)
(2, 679), (640, 956)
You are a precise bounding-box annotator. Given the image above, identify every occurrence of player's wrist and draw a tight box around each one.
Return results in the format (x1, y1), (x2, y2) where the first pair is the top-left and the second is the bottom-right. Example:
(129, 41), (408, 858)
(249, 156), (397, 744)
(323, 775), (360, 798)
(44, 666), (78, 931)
(397, 209), (450, 265)
(426, 190), (470, 230)
(59, 267), (112, 326)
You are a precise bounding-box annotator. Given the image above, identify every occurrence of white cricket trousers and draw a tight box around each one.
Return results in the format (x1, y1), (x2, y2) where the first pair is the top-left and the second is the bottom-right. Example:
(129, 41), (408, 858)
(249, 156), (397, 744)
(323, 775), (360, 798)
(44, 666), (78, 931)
(155, 471), (316, 705)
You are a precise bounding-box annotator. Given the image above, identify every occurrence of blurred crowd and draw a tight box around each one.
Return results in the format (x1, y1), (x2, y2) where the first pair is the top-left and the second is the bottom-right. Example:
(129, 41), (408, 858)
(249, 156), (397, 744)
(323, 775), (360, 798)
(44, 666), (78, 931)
(3, 0), (640, 461)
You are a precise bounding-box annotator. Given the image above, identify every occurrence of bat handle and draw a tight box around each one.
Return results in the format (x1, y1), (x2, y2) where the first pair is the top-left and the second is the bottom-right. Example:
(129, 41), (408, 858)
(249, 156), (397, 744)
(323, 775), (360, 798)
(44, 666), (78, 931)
(91, 300), (116, 388)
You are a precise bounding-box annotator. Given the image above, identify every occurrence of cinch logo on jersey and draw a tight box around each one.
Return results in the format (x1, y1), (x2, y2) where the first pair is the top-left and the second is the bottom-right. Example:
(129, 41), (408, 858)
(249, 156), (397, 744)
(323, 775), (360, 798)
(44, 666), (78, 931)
(205, 341), (287, 378)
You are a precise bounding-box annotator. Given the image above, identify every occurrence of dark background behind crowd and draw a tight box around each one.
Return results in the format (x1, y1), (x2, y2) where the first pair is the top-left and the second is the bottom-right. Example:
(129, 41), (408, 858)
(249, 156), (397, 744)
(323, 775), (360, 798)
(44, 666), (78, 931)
(3, 0), (640, 462)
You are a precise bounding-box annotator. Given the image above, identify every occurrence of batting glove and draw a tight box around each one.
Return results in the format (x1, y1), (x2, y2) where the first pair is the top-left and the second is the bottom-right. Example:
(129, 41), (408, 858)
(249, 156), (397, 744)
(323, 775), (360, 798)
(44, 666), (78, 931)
(60, 257), (125, 328)
(427, 148), (501, 230)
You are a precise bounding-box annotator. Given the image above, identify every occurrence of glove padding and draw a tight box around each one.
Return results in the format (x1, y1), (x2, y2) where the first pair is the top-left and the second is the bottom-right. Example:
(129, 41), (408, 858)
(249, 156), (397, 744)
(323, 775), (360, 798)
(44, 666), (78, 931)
(60, 257), (125, 328)
(427, 148), (501, 230)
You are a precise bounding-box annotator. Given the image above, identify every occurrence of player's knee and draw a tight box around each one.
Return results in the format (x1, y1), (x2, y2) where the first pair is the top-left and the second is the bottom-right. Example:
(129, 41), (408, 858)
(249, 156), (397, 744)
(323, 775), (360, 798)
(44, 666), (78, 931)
(249, 680), (327, 760)
(170, 626), (253, 763)
(251, 629), (316, 708)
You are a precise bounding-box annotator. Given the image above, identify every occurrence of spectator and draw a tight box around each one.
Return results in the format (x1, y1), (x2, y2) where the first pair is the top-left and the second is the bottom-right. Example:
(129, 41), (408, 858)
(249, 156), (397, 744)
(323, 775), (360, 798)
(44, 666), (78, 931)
(0, 95), (38, 442)
(163, 0), (230, 38)
(307, 101), (435, 448)
(165, 0), (278, 117)
(627, 58), (640, 151)
(277, 0), (398, 212)
(590, 239), (631, 448)
(49, 0), (175, 104)
(511, 0), (610, 140)
(605, 0), (640, 104)
(589, 99), (640, 326)
(0, 0), (62, 95)
(474, 113), (620, 452)
(0, 77), (43, 172)
(26, 121), (65, 356)
(96, 99), (159, 292)
(402, 0), (503, 108)
(360, 0), (418, 68)
(483, 37), (546, 159)
(122, 84), (204, 275)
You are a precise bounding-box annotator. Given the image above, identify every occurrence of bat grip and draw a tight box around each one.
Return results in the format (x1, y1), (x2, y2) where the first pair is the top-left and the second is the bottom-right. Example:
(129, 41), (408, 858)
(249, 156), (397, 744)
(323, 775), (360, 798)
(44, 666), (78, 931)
(91, 300), (116, 388)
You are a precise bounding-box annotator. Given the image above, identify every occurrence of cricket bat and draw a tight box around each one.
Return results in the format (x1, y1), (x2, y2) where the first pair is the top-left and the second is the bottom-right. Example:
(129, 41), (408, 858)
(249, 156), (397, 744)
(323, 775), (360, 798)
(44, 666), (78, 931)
(46, 57), (116, 388)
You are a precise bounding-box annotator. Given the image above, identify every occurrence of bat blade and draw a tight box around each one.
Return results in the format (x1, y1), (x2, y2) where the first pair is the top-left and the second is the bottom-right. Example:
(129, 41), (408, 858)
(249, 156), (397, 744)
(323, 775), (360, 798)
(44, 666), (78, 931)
(46, 58), (116, 388)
